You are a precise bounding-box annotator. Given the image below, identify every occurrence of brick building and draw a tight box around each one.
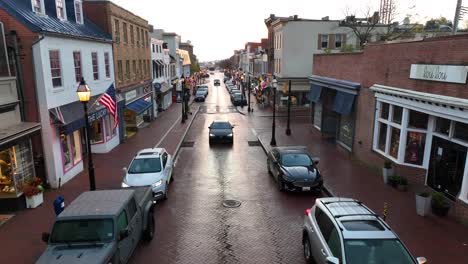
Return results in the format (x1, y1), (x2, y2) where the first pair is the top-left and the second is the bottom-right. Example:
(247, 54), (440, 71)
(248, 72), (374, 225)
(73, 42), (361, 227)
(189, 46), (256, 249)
(83, 0), (152, 141)
(309, 35), (468, 224)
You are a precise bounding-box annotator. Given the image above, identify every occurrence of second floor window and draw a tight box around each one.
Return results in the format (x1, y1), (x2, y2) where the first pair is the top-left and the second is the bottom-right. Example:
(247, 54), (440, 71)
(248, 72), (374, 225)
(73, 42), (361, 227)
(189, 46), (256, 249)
(74, 1), (82, 24)
(91, 52), (99, 80)
(335, 34), (342, 48)
(73, 51), (81, 83)
(33, 0), (42, 13)
(104, 52), (110, 78)
(152, 44), (155, 53)
(139, 60), (142, 78)
(123, 22), (128, 44)
(132, 61), (136, 80)
(321, 34), (329, 49)
(125, 60), (130, 80)
(117, 60), (123, 82)
(130, 25), (134, 45)
(56, 0), (65, 20)
(114, 19), (120, 43)
(49, 50), (62, 88)
(136, 28), (140, 46)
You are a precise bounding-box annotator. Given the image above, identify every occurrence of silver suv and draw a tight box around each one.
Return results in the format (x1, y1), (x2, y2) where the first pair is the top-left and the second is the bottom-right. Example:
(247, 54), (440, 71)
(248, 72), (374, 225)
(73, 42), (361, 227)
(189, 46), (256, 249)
(302, 198), (427, 264)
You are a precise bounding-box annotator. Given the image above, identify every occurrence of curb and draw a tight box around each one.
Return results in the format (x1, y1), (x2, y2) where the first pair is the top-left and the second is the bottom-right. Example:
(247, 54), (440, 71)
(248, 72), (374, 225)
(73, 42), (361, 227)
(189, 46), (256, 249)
(174, 105), (200, 161)
(256, 133), (335, 198)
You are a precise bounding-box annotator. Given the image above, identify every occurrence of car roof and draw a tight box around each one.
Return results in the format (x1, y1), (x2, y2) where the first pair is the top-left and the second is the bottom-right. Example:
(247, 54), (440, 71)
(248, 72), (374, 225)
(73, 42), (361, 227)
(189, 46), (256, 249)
(316, 198), (397, 240)
(272, 146), (309, 155)
(58, 189), (134, 219)
(135, 148), (164, 159)
(212, 120), (230, 124)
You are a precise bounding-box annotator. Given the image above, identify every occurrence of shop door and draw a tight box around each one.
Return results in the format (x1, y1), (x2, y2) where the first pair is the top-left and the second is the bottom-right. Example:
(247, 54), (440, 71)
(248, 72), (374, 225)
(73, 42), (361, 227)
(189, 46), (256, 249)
(313, 101), (322, 130)
(428, 136), (467, 200)
(321, 108), (339, 139)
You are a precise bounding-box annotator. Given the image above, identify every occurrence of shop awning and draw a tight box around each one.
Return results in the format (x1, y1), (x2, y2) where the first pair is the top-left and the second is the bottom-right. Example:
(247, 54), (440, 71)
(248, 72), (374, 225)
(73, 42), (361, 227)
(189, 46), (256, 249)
(126, 98), (152, 115)
(309, 84), (322, 103)
(0, 122), (41, 147)
(309, 75), (360, 95)
(49, 95), (109, 134)
(333, 91), (355, 115)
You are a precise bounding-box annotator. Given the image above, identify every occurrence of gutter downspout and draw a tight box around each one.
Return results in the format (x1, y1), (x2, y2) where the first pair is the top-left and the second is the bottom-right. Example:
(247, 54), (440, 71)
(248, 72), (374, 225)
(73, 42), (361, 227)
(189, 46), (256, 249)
(10, 30), (26, 121)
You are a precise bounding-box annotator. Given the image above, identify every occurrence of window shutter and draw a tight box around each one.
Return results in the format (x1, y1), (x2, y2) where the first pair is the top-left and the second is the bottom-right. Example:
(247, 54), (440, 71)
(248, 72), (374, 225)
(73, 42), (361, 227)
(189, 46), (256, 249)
(317, 34), (322, 49)
(329, 34), (335, 49)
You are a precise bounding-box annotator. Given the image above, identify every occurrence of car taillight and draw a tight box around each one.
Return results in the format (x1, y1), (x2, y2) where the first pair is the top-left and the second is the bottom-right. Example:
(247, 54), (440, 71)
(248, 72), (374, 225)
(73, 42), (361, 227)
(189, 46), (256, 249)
(305, 208), (311, 216)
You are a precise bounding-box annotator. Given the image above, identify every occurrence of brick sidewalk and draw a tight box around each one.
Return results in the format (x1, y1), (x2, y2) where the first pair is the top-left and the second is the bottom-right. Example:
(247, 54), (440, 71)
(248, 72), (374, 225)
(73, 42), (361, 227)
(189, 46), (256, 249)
(255, 120), (468, 264)
(0, 100), (199, 263)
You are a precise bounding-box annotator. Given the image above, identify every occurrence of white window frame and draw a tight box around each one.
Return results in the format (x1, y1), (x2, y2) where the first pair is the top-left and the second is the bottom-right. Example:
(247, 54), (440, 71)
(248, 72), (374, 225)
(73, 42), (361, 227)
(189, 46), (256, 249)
(56, 0), (66, 21)
(49, 50), (62, 88)
(321, 34), (329, 49)
(32, 0), (44, 14)
(72, 51), (82, 83)
(74, 0), (83, 24)
(91, 52), (99, 80)
(335, 34), (342, 49)
(104, 52), (111, 79)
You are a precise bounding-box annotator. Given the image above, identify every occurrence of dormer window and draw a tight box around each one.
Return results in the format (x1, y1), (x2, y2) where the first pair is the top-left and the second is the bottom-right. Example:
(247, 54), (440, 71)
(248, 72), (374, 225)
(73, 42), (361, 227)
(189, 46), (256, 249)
(74, 1), (83, 24)
(32, 0), (43, 13)
(56, 0), (65, 20)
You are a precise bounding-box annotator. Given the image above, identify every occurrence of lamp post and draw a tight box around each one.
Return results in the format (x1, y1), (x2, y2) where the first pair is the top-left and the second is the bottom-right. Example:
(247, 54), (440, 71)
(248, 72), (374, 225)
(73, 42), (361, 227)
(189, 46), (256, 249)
(180, 75), (185, 123)
(286, 79), (292, 135)
(76, 78), (96, 191)
(247, 73), (251, 112)
(270, 77), (277, 146)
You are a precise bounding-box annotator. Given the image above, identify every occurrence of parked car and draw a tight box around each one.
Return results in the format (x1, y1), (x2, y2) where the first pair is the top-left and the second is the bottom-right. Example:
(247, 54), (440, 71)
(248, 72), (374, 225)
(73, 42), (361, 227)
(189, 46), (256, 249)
(209, 120), (234, 144)
(267, 146), (322, 192)
(232, 94), (247, 106)
(197, 85), (209, 97)
(195, 90), (206, 102)
(230, 90), (242, 101)
(122, 148), (173, 200)
(38, 187), (155, 264)
(302, 197), (427, 264)
(214, 79), (220, 86)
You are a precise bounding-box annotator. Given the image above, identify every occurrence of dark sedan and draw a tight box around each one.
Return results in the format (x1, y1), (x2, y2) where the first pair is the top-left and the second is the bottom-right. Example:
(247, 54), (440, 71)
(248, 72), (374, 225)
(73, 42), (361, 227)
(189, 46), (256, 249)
(267, 146), (322, 193)
(232, 94), (247, 106)
(208, 121), (234, 144)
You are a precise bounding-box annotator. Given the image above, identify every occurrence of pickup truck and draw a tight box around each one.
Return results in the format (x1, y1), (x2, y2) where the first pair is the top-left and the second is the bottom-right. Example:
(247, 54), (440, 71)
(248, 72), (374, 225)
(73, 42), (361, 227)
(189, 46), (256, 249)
(37, 187), (155, 264)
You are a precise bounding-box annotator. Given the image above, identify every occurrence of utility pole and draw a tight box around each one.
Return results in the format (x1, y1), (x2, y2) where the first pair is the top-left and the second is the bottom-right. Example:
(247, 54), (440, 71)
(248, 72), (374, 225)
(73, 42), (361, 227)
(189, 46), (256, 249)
(453, 0), (463, 34)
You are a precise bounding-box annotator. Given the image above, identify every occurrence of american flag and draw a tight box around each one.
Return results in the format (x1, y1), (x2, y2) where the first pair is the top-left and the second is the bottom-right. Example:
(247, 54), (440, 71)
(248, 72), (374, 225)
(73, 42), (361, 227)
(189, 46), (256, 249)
(98, 84), (118, 129)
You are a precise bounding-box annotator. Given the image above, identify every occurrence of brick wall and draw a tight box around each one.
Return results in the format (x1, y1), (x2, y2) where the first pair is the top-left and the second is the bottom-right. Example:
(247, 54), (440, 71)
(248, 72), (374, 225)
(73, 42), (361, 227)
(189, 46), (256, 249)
(83, 1), (151, 92)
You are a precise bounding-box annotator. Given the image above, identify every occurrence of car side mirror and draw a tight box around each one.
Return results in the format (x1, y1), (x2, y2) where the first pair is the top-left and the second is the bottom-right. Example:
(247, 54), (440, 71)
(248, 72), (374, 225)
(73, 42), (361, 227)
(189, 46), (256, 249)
(119, 228), (130, 241)
(122, 167), (127, 173)
(314, 161), (319, 165)
(208, 126), (211, 129)
(326, 256), (340, 264)
(41, 232), (50, 243)
(416, 257), (427, 264)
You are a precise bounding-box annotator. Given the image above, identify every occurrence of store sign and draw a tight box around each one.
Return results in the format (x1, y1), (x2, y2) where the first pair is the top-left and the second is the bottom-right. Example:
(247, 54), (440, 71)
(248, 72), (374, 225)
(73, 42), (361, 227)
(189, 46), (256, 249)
(154, 83), (161, 91)
(410, 64), (468, 84)
(125, 90), (137, 101)
(88, 108), (109, 123)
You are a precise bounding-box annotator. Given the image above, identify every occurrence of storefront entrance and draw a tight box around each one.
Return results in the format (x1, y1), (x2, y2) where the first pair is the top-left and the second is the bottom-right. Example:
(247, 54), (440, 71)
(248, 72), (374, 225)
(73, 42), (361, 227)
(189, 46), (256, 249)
(428, 136), (467, 200)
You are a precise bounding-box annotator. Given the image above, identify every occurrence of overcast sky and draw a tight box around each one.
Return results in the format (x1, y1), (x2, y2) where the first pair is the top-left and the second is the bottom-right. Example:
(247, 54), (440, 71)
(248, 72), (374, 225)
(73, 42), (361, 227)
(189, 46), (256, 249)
(111, 0), (466, 62)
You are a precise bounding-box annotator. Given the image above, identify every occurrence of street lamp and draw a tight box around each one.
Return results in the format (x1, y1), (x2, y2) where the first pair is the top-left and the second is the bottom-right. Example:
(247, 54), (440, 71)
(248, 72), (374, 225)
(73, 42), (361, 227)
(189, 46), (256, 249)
(247, 73), (251, 112)
(286, 79), (292, 135)
(270, 77), (277, 146)
(180, 75), (185, 123)
(76, 78), (96, 191)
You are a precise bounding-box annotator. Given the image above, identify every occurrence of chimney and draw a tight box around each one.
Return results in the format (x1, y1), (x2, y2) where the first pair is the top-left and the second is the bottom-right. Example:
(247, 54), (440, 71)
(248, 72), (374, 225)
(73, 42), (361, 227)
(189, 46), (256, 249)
(293, 15), (298, 20)
(321, 16), (329, 21)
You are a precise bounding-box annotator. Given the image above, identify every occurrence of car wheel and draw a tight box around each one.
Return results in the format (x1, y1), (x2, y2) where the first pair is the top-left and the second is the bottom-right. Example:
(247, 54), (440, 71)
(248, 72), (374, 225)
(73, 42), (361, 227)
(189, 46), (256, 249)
(143, 212), (155, 241)
(303, 235), (316, 264)
(162, 183), (168, 200)
(277, 177), (285, 192)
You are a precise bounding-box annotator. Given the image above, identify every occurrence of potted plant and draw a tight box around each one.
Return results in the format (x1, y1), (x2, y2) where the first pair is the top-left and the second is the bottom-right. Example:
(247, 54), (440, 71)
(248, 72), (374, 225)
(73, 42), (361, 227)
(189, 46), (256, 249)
(416, 192), (431, 216)
(23, 177), (44, 209)
(382, 160), (394, 184)
(431, 192), (451, 217)
(387, 175), (400, 188)
(397, 176), (408, 191)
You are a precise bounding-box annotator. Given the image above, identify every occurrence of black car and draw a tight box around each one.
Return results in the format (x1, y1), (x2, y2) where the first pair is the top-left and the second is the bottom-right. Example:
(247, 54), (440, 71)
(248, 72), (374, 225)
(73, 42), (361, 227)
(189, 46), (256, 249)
(208, 121), (234, 144)
(214, 79), (220, 86)
(232, 94), (247, 106)
(194, 90), (206, 102)
(267, 146), (322, 192)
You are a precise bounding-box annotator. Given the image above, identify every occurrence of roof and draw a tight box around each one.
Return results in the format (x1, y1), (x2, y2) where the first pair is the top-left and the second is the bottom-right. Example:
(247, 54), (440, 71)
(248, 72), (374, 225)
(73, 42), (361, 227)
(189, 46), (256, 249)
(58, 190), (134, 218)
(0, 0), (112, 42)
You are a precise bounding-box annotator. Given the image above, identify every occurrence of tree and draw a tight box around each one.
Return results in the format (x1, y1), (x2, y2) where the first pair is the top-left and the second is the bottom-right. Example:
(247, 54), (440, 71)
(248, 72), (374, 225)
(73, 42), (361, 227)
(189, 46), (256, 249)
(218, 59), (233, 70)
(424, 17), (453, 31)
(190, 63), (200, 73)
(340, 6), (382, 48)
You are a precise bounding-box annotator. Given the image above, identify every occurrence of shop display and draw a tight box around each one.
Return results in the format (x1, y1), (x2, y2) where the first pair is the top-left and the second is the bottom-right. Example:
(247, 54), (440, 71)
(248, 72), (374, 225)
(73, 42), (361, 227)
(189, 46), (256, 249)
(0, 140), (35, 197)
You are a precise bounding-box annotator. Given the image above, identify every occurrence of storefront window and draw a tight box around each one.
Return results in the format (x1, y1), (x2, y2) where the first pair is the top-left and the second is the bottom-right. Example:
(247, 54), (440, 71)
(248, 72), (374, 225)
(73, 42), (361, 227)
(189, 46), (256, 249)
(392, 106), (403, 124)
(454, 122), (468, 142)
(338, 114), (354, 148)
(389, 127), (400, 159)
(405, 132), (426, 165)
(105, 115), (116, 141)
(0, 141), (35, 196)
(408, 110), (428, 129)
(61, 131), (82, 171)
(380, 102), (389, 120)
(90, 119), (104, 144)
(378, 123), (387, 151)
(435, 117), (451, 135)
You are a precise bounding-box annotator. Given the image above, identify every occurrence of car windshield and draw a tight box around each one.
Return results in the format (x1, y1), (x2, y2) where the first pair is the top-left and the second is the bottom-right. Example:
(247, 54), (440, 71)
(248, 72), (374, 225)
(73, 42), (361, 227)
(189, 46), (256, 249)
(211, 122), (231, 129)
(345, 239), (415, 264)
(128, 158), (162, 173)
(50, 219), (114, 243)
(196, 91), (204, 95)
(281, 153), (312, 167)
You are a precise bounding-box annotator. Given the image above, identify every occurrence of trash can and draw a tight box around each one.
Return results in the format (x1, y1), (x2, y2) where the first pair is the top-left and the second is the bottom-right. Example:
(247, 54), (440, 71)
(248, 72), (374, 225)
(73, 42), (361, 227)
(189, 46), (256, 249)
(53, 195), (65, 216)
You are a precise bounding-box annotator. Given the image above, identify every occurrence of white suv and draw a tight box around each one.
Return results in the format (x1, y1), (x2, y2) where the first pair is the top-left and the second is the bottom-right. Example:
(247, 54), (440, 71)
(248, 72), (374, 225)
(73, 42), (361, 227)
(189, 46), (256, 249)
(302, 197), (426, 264)
(122, 148), (173, 200)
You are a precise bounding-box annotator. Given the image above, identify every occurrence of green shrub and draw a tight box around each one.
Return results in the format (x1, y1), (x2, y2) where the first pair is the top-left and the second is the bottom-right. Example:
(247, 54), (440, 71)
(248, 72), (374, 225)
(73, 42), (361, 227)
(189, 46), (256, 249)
(340, 44), (354, 52)
(431, 192), (447, 208)
(398, 176), (408, 185)
(384, 160), (393, 169)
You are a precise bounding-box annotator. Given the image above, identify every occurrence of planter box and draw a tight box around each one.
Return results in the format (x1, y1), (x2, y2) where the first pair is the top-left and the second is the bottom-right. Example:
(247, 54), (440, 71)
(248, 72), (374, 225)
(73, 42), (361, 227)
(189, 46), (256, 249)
(25, 192), (43, 208)
(432, 204), (450, 217)
(415, 194), (431, 216)
(382, 168), (393, 184)
(397, 184), (408, 191)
